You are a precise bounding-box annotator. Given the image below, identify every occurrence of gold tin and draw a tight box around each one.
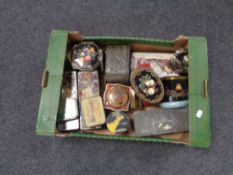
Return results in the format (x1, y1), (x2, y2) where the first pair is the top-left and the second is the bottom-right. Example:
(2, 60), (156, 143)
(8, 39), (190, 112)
(103, 83), (131, 111)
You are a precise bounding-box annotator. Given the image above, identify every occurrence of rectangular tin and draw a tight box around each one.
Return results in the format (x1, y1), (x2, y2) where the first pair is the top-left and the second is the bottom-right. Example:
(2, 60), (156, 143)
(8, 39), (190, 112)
(133, 108), (189, 136)
(105, 45), (130, 84)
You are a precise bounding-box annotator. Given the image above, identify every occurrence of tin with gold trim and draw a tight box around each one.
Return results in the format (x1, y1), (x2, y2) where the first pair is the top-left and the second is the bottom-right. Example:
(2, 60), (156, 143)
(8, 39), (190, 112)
(103, 83), (131, 111)
(162, 76), (188, 101)
(130, 68), (164, 104)
(159, 76), (188, 108)
(69, 42), (103, 71)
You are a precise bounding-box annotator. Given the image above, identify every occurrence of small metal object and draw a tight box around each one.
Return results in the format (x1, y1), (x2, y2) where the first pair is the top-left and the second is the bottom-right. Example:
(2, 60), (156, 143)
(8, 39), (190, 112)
(161, 76), (188, 100)
(56, 119), (79, 132)
(106, 111), (129, 134)
(133, 108), (188, 136)
(70, 42), (103, 71)
(57, 71), (79, 121)
(159, 76), (188, 108)
(81, 96), (106, 127)
(130, 68), (164, 104)
(105, 45), (130, 84)
(167, 48), (188, 75)
(78, 71), (99, 99)
(103, 83), (131, 111)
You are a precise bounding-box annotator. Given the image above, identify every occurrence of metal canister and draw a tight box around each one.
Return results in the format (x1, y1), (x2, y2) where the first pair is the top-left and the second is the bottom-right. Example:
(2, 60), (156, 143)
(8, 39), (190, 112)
(159, 76), (188, 108)
(106, 111), (129, 134)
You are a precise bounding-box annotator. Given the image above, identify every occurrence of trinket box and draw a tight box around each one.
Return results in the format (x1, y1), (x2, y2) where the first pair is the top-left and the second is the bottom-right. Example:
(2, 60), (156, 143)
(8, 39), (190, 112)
(78, 71), (99, 99)
(105, 45), (130, 84)
(69, 42), (103, 71)
(57, 71), (79, 121)
(131, 52), (178, 77)
(81, 96), (106, 127)
(103, 83), (131, 111)
(159, 76), (188, 108)
(106, 111), (129, 134)
(57, 119), (80, 132)
(133, 108), (188, 136)
(130, 68), (164, 104)
(37, 30), (210, 148)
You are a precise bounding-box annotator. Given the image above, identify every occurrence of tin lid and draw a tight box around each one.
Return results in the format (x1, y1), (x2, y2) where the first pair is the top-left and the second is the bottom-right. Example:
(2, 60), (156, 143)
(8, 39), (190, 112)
(70, 42), (103, 71)
(106, 111), (129, 134)
(103, 83), (131, 111)
(130, 68), (164, 104)
(106, 85), (129, 108)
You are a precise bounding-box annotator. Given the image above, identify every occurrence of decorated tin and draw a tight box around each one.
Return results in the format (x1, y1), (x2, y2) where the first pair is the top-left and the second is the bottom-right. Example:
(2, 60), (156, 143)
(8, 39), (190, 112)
(159, 76), (188, 108)
(103, 83), (131, 111)
(161, 76), (188, 99)
(131, 52), (178, 77)
(105, 45), (130, 84)
(81, 96), (106, 127)
(167, 48), (188, 75)
(57, 71), (79, 121)
(78, 71), (99, 99)
(70, 42), (103, 71)
(56, 119), (79, 132)
(133, 108), (188, 136)
(106, 111), (129, 134)
(130, 68), (164, 104)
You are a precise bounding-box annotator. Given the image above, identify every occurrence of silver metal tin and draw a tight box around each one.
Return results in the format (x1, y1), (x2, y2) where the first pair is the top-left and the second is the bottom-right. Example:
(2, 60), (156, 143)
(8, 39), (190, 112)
(133, 108), (188, 136)
(105, 45), (130, 84)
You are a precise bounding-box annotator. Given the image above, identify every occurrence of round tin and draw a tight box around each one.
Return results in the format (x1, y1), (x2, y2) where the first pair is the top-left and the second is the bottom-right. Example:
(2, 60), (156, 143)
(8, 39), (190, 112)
(103, 83), (131, 111)
(161, 76), (188, 102)
(130, 68), (164, 104)
(106, 111), (129, 134)
(70, 42), (103, 71)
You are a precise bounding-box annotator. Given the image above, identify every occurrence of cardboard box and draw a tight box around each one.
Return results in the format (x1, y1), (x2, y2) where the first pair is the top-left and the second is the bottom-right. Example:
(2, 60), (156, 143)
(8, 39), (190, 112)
(36, 30), (210, 148)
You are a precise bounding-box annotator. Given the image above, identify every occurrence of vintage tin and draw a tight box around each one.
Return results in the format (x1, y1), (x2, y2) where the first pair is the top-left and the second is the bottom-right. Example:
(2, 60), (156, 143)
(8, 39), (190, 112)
(81, 96), (106, 127)
(78, 71), (100, 99)
(105, 45), (130, 84)
(57, 71), (79, 121)
(133, 108), (188, 136)
(103, 83), (131, 111)
(167, 48), (188, 75)
(70, 42), (103, 71)
(131, 52), (178, 78)
(56, 119), (79, 132)
(159, 76), (188, 108)
(130, 68), (164, 104)
(106, 111), (129, 134)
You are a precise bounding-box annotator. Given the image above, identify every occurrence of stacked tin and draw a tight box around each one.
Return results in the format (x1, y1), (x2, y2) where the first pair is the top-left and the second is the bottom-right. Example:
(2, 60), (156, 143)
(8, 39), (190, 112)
(56, 40), (189, 137)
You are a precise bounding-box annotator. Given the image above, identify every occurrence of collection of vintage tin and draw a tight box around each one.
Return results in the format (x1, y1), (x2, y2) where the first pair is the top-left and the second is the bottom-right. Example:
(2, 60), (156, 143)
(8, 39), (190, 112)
(56, 42), (189, 137)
